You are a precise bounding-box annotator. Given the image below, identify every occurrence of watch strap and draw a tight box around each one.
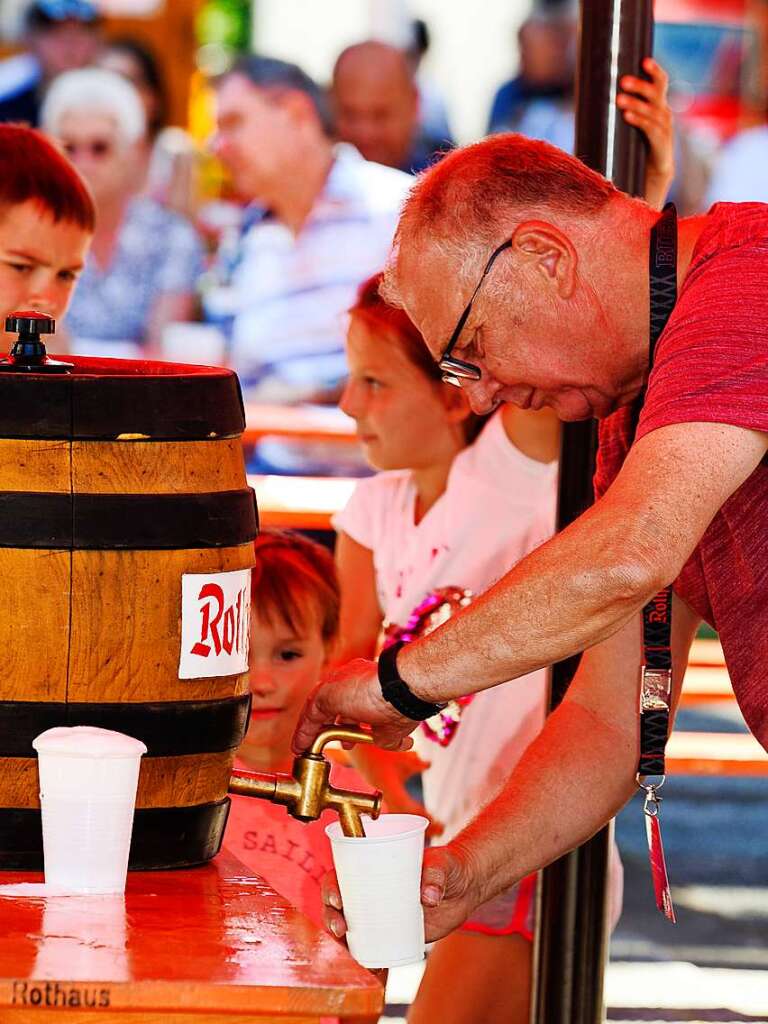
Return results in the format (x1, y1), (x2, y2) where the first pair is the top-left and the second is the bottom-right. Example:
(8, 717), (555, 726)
(377, 641), (447, 721)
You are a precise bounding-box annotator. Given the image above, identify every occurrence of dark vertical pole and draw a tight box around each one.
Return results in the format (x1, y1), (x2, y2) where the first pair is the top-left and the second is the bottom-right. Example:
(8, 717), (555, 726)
(531, 2), (653, 1023)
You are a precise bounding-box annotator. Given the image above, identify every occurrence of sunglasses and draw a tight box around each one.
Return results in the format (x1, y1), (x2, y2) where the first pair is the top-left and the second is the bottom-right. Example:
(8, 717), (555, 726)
(438, 238), (513, 387)
(62, 139), (114, 159)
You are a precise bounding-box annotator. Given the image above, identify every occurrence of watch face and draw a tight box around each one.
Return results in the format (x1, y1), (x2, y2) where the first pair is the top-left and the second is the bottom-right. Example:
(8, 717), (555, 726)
(382, 587), (474, 747)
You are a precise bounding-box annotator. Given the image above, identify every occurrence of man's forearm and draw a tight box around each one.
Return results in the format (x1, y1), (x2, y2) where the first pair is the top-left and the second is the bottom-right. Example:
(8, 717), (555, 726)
(399, 505), (660, 704)
(427, 595), (698, 907)
(449, 698), (637, 904)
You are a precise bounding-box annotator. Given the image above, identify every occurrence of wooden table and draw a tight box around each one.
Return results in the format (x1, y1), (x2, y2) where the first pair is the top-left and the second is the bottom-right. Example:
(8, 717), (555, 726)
(0, 850), (383, 1023)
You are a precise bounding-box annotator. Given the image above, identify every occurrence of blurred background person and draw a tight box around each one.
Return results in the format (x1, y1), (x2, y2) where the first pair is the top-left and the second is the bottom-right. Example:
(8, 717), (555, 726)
(0, 0), (101, 126)
(487, 9), (576, 148)
(98, 37), (201, 219)
(98, 36), (168, 143)
(209, 54), (410, 425)
(705, 118), (768, 205)
(405, 18), (455, 155)
(487, 7), (674, 213)
(41, 68), (204, 358)
(331, 40), (449, 174)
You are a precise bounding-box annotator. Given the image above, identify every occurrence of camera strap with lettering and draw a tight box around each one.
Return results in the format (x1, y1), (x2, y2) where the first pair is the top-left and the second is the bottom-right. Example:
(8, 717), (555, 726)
(633, 202), (678, 922)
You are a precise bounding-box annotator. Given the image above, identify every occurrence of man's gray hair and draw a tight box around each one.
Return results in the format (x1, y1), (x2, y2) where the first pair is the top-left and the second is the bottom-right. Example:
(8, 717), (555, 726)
(41, 68), (146, 144)
(382, 132), (622, 308)
(220, 54), (334, 137)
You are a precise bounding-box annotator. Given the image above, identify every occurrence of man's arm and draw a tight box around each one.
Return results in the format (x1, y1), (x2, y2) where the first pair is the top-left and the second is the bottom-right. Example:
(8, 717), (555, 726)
(294, 419), (766, 752)
(405, 420), (766, 702)
(449, 597), (698, 895)
(321, 595), (700, 941)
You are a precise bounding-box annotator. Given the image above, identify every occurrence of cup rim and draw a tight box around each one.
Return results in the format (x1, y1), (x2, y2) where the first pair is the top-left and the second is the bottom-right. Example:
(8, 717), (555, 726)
(325, 813), (429, 844)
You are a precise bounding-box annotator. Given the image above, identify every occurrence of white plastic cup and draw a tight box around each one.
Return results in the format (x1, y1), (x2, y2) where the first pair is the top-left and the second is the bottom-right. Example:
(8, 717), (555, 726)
(32, 727), (147, 895)
(325, 813), (429, 969)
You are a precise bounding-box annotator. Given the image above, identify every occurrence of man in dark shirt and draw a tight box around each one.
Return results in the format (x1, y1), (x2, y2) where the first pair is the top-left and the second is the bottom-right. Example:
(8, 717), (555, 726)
(331, 40), (451, 175)
(0, 0), (101, 127)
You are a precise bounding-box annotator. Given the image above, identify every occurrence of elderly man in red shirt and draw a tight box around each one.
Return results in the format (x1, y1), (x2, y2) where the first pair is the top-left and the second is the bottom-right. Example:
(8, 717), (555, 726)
(293, 131), (768, 941)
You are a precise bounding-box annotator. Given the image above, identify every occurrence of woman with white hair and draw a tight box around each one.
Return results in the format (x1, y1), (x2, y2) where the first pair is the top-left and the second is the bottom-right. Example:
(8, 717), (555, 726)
(41, 67), (203, 357)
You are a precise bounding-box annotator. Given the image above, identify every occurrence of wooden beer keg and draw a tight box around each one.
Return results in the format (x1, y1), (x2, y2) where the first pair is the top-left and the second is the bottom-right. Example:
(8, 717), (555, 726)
(0, 340), (258, 870)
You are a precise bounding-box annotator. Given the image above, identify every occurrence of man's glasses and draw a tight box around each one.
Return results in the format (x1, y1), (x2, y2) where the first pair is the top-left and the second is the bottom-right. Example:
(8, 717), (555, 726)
(438, 238), (513, 387)
(62, 139), (114, 160)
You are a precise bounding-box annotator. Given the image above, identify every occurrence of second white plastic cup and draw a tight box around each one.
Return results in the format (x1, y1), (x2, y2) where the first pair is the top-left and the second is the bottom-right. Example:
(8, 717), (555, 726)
(325, 813), (429, 969)
(32, 727), (147, 895)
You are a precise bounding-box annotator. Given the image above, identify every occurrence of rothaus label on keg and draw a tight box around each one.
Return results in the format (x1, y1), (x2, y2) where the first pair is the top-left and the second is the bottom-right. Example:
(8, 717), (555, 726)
(179, 569), (252, 679)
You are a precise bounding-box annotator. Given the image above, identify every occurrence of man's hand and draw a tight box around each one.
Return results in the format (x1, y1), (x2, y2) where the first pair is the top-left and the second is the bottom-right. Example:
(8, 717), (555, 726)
(322, 843), (485, 945)
(292, 658), (418, 754)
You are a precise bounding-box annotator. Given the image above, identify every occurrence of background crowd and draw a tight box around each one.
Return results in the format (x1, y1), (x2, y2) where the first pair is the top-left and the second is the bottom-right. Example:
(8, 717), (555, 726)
(1, 0), (765, 471)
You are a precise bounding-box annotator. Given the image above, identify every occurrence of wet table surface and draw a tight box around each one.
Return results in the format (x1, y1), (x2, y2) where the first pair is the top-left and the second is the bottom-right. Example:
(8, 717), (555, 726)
(0, 849), (383, 1022)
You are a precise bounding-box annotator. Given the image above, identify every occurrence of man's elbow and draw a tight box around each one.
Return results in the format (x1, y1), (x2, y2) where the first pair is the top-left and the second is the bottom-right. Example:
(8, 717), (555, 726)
(600, 536), (677, 610)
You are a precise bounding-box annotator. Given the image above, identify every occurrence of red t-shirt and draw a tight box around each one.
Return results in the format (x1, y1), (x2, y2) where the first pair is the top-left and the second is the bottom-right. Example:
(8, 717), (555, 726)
(594, 202), (768, 748)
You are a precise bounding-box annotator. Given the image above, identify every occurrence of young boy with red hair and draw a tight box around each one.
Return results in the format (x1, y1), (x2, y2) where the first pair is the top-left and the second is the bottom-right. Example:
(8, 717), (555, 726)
(0, 124), (93, 348)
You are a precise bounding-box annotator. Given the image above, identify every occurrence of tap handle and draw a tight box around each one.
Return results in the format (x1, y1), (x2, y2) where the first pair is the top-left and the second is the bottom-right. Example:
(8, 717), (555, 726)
(308, 724), (373, 757)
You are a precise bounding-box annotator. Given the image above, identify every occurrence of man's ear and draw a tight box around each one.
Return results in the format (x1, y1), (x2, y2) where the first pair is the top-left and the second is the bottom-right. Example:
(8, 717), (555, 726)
(512, 221), (577, 298)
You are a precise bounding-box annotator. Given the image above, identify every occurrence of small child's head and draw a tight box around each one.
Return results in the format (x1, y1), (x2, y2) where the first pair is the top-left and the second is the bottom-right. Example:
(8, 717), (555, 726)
(0, 125), (94, 343)
(341, 272), (481, 472)
(240, 530), (339, 769)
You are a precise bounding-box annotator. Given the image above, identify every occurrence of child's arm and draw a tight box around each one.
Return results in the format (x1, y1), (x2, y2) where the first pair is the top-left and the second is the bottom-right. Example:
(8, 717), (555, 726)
(334, 531), (382, 663)
(617, 57), (675, 211)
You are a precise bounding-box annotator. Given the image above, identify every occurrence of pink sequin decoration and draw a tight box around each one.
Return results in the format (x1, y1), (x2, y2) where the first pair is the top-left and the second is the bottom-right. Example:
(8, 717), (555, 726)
(382, 587), (474, 747)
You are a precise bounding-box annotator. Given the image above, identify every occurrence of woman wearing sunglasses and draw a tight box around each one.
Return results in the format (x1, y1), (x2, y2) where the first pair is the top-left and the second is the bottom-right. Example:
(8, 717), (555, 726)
(40, 68), (203, 358)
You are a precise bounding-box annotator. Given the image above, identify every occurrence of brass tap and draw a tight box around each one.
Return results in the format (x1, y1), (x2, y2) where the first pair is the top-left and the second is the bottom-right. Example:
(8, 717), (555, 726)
(228, 725), (382, 837)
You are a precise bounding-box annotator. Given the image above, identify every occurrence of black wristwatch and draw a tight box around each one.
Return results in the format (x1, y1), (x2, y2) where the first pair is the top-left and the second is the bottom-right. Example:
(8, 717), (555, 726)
(377, 640), (448, 721)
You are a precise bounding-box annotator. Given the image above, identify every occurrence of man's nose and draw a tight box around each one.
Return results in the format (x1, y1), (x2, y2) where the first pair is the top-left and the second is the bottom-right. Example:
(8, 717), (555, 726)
(463, 377), (502, 415)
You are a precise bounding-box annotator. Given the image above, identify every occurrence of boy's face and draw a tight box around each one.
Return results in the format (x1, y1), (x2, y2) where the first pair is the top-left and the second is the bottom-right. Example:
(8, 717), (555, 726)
(0, 200), (90, 347)
(241, 609), (327, 769)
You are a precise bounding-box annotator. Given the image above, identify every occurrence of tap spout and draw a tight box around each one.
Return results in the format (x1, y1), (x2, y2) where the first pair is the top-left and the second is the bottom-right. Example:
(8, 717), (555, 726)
(326, 786), (382, 837)
(228, 725), (382, 838)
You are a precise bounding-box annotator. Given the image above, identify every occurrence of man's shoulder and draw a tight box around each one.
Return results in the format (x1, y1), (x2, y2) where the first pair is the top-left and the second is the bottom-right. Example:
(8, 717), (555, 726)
(695, 202), (768, 255)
